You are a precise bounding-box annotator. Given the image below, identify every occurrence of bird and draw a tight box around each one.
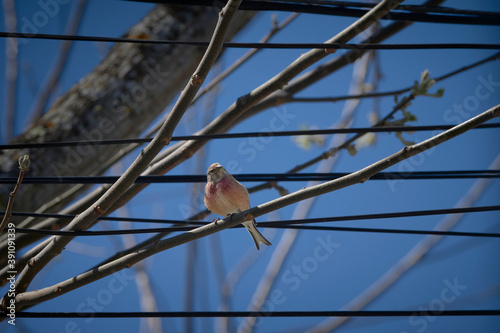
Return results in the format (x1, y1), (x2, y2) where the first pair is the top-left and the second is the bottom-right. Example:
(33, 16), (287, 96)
(204, 162), (271, 250)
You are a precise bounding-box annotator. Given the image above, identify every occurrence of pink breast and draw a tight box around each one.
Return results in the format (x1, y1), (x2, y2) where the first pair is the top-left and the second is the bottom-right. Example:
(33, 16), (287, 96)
(206, 177), (231, 199)
(207, 182), (219, 198)
(218, 177), (233, 194)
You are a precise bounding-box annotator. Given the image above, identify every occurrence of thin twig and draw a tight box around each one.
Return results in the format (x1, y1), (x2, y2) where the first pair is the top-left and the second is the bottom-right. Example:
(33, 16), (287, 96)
(111, 162), (162, 333)
(28, 0), (88, 122)
(306, 152), (500, 333)
(239, 232), (295, 333)
(289, 51), (499, 104)
(290, 89), (407, 103)
(246, 92), (416, 198)
(12, 184), (86, 230)
(212, 231), (230, 333)
(216, 211), (277, 332)
(0, 0), (244, 311)
(13, 104), (499, 311)
(192, 12), (299, 105)
(185, 233), (197, 333)
(184, 81), (216, 333)
(239, 49), (374, 333)
(250, 55), (500, 179)
(238, 0), (444, 124)
(0, 155), (30, 233)
(2, 0), (18, 142)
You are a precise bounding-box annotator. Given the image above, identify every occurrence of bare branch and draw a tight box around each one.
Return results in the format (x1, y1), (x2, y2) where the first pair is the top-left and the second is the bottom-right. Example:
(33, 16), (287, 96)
(2, 0), (18, 142)
(240, 0), (446, 123)
(216, 215), (276, 332)
(288, 51), (500, 104)
(192, 12), (299, 105)
(246, 89), (417, 198)
(116, 203), (162, 333)
(0, 0), (244, 310)
(184, 82), (216, 333)
(307, 153), (500, 333)
(13, 104), (499, 311)
(28, 0), (88, 122)
(135, 268), (162, 333)
(238, 50), (374, 333)
(239, 227), (296, 333)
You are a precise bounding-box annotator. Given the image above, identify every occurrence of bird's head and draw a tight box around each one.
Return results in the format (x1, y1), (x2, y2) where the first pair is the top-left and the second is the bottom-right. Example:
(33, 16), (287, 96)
(206, 163), (227, 183)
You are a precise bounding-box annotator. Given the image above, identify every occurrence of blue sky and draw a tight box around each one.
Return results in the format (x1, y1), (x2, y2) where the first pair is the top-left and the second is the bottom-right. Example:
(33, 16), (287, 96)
(0, 1), (499, 332)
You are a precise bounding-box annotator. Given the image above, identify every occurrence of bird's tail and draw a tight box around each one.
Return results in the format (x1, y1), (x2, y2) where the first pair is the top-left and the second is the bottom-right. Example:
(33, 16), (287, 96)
(243, 220), (272, 250)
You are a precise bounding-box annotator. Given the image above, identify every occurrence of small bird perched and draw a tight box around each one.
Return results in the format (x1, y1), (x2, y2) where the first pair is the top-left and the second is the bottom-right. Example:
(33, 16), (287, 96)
(204, 163), (271, 250)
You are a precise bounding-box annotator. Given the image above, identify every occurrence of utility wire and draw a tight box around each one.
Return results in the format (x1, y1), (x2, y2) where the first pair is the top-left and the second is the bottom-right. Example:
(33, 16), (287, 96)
(5, 204), (499, 226)
(1, 170), (499, 185)
(126, 0), (500, 26)
(7, 205), (500, 237)
(13, 224), (500, 238)
(268, 1), (500, 17)
(128, 0), (500, 18)
(5, 309), (500, 318)
(1, 32), (500, 48)
(1, 123), (498, 151)
(6, 204), (500, 225)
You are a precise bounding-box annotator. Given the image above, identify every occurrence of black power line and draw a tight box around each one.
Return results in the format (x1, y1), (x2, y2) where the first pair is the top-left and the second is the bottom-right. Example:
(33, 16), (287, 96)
(0, 123), (498, 151)
(1, 31), (499, 49)
(128, 0), (500, 18)
(7, 204), (500, 225)
(1, 170), (498, 185)
(13, 224), (500, 238)
(126, 0), (500, 26)
(8, 205), (500, 238)
(272, 1), (500, 17)
(5, 309), (500, 318)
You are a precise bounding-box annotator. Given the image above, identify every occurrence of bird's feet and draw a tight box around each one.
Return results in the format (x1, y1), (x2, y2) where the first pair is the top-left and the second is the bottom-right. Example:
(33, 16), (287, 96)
(227, 213), (236, 222)
(213, 218), (222, 225)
